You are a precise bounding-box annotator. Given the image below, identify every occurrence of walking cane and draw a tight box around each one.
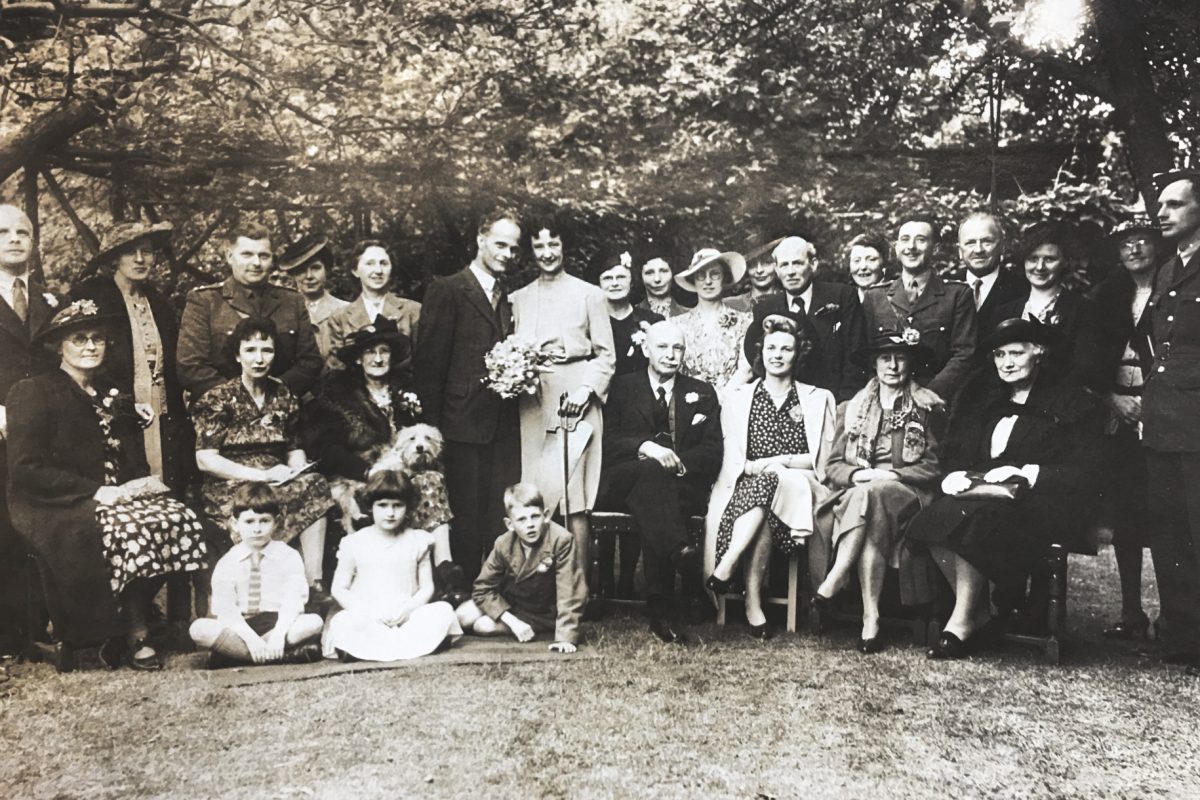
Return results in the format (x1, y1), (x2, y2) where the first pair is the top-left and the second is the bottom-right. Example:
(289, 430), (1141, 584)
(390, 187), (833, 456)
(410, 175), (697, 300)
(556, 392), (591, 587)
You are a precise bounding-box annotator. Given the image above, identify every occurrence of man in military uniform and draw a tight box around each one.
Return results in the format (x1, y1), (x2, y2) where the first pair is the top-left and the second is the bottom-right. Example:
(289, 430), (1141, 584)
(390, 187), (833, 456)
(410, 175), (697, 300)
(177, 222), (323, 399)
(1141, 169), (1200, 675)
(862, 214), (977, 411)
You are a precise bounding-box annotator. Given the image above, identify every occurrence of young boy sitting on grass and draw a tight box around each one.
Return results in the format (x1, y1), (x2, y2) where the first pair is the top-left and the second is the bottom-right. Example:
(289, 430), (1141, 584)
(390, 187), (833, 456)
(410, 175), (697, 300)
(455, 483), (587, 653)
(189, 483), (325, 669)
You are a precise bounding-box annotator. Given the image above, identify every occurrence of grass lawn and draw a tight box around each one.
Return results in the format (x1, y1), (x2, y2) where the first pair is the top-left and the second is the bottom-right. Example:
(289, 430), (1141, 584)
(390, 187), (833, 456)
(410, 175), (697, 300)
(2, 548), (1198, 799)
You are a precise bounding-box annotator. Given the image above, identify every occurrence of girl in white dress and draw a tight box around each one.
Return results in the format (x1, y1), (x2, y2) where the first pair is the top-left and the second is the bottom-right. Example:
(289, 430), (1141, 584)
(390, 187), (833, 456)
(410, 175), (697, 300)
(324, 470), (462, 661)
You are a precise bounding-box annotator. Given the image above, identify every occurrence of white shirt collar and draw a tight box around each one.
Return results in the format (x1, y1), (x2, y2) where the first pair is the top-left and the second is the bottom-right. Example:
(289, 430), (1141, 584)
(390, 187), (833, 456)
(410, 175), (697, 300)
(469, 263), (497, 296)
(0, 268), (29, 294)
(233, 541), (280, 562)
(362, 293), (386, 320)
(648, 370), (675, 397)
(1179, 238), (1200, 265)
(967, 268), (1000, 305)
(785, 285), (814, 311)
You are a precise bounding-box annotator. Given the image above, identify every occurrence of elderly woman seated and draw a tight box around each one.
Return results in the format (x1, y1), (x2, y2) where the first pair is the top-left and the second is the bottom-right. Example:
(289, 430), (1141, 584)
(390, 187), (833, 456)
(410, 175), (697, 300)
(703, 316), (835, 638)
(907, 318), (1107, 659)
(7, 301), (207, 670)
(813, 332), (941, 654)
(191, 317), (335, 591)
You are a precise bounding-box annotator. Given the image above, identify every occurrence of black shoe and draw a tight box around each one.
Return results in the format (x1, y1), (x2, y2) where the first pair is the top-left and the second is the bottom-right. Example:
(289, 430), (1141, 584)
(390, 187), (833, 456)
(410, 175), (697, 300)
(705, 574), (736, 595)
(747, 623), (775, 641)
(927, 632), (969, 660)
(649, 616), (684, 644)
(811, 592), (835, 613)
(205, 650), (243, 670)
(1103, 615), (1150, 641)
(284, 643), (324, 664)
(858, 637), (883, 654)
(98, 637), (126, 670)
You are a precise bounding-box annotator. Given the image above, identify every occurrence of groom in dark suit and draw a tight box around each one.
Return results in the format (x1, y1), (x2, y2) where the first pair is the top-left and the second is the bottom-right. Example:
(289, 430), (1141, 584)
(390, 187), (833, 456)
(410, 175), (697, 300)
(0, 204), (57, 650)
(742, 235), (866, 402)
(598, 321), (722, 642)
(413, 208), (523, 579)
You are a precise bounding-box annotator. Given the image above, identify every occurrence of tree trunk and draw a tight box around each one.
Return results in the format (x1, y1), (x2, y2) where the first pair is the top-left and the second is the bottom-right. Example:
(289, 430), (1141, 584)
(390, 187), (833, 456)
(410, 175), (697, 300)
(0, 97), (106, 185)
(1090, 0), (1176, 210)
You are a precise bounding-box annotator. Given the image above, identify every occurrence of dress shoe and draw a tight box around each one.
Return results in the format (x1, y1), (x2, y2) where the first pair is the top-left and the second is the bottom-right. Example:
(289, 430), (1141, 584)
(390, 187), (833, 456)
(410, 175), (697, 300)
(284, 642), (324, 664)
(811, 592), (835, 614)
(705, 574), (737, 596)
(205, 650), (243, 670)
(858, 637), (883, 655)
(1103, 615), (1150, 641)
(927, 631), (969, 660)
(649, 616), (684, 644)
(747, 623), (774, 641)
(98, 637), (126, 670)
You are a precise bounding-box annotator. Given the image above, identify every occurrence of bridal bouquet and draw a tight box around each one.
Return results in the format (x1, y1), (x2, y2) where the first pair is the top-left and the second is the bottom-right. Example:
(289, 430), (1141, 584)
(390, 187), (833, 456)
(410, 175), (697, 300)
(483, 335), (554, 399)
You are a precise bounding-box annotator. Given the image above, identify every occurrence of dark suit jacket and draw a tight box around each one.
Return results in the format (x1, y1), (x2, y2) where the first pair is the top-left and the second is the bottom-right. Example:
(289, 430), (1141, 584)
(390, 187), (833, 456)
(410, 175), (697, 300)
(1143, 251), (1200, 452)
(69, 276), (195, 488)
(177, 278), (322, 399)
(995, 288), (1104, 390)
(863, 272), (977, 400)
(601, 371), (722, 488)
(412, 267), (513, 444)
(1089, 268), (1156, 395)
(742, 282), (867, 402)
(973, 267), (1029, 341)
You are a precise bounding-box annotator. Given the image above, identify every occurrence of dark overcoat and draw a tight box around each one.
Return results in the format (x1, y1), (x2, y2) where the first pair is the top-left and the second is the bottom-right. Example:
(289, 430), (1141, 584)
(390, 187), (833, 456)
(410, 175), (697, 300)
(1142, 251), (1200, 452)
(994, 288), (1104, 390)
(303, 370), (421, 481)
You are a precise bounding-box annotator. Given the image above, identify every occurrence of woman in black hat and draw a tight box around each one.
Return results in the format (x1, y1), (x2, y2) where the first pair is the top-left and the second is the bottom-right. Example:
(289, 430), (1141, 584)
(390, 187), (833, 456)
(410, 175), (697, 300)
(191, 317), (335, 591)
(908, 318), (1107, 659)
(303, 316), (425, 530)
(6, 300), (208, 669)
(813, 331), (941, 654)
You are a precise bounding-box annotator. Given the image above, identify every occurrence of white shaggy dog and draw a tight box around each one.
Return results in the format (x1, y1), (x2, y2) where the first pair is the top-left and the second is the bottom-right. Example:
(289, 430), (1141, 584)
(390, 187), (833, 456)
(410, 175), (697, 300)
(370, 423), (453, 564)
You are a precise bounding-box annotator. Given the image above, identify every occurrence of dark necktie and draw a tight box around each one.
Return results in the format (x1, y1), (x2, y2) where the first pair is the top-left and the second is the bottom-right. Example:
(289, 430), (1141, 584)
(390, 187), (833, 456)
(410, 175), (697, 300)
(490, 284), (501, 311)
(11, 277), (27, 324)
(791, 295), (806, 316)
(970, 276), (982, 309)
(654, 386), (670, 433)
(906, 281), (921, 306)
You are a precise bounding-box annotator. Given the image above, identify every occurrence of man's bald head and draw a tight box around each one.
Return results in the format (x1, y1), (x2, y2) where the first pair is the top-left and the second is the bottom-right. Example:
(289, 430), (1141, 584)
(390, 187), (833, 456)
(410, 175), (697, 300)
(643, 320), (686, 381)
(0, 204), (34, 274)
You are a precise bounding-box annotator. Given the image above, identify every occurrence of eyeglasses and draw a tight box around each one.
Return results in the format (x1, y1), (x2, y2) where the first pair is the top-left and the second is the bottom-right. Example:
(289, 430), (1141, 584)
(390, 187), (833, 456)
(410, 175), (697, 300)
(1119, 237), (1152, 251)
(66, 333), (106, 347)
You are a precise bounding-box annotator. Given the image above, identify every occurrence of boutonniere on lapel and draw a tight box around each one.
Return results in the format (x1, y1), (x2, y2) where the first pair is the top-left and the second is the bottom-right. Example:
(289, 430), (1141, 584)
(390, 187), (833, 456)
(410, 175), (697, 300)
(787, 405), (804, 424)
(813, 302), (840, 317)
(684, 391), (700, 404)
(43, 293), (58, 308)
(535, 556), (554, 573)
(628, 320), (650, 356)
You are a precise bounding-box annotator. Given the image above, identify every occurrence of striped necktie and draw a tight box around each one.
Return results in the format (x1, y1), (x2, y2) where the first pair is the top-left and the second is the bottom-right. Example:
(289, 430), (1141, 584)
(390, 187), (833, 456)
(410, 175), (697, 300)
(11, 277), (27, 324)
(246, 551), (263, 614)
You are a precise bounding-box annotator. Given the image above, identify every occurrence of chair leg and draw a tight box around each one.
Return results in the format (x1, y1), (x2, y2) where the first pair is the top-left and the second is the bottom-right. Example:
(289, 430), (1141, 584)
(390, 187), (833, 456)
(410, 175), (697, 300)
(716, 594), (727, 626)
(786, 552), (799, 634)
(587, 516), (602, 605)
(1044, 545), (1068, 664)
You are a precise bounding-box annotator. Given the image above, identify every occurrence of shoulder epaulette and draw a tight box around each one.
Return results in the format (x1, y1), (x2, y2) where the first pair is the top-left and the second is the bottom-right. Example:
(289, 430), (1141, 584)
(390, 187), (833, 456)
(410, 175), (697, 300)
(194, 282), (224, 292)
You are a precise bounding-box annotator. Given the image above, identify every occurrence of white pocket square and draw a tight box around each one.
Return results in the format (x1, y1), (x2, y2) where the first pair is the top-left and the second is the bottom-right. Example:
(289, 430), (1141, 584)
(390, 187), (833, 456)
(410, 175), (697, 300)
(691, 413), (707, 425)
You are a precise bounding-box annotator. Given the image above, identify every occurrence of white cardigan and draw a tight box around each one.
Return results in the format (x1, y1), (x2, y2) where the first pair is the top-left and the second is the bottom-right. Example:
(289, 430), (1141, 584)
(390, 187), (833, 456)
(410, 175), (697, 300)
(702, 379), (836, 579)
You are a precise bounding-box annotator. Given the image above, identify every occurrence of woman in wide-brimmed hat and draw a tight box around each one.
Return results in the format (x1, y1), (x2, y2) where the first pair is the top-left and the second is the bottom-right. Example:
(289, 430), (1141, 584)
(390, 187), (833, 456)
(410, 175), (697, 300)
(908, 317), (1107, 660)
(725, 236), (784, 312)
(6, 299), (208, 670)
(303, 316), (430, 535)
(672, 247), (754, 397)
(278, 234), (349, 359)
(812, 331), (940, 654)
(71, 220), (194, 489)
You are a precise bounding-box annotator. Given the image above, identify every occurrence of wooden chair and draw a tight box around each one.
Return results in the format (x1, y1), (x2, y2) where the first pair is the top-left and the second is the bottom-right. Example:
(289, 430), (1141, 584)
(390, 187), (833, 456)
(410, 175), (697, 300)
(587, 511), (707, 611)
(713, 549), (803, 633)
(1000, 540), (1098, 664)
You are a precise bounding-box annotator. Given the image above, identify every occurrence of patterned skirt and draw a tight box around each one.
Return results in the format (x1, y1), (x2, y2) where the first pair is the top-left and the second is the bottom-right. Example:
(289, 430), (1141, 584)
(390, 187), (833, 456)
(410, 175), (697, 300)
(95, 495), (209, 594)
(199, 453), (336, 544)
(715, 472), (802, 564)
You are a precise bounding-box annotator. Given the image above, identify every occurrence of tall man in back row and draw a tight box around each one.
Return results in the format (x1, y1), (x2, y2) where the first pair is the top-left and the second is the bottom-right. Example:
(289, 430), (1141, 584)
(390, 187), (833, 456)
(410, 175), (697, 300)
(1141, 168), (1200, 676)
(177, 221), (323, 399)
(862, 214), (977, 412)
(413, 209), (523, 580)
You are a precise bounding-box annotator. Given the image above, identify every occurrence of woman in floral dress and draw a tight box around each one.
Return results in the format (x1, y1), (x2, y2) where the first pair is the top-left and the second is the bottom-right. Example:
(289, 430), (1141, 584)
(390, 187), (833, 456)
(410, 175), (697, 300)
(7, 300), (207, 670)
(671, 248), (753, 398)
(192, 317), (335, 590)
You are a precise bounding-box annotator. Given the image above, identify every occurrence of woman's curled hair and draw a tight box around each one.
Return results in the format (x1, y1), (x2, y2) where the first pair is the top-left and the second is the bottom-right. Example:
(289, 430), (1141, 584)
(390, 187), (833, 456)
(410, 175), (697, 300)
(751, 314), (813, 379)
(225, 316), (278, 371)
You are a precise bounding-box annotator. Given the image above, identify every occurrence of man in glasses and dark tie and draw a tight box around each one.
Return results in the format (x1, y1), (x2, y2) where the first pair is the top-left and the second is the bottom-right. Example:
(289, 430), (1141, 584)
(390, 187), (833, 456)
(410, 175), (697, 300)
(1141, 168), (1200, 676)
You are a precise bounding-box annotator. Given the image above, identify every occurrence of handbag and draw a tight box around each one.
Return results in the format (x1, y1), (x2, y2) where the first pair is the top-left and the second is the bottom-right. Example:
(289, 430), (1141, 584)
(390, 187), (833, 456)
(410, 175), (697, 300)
(952, 471), (1030, 501)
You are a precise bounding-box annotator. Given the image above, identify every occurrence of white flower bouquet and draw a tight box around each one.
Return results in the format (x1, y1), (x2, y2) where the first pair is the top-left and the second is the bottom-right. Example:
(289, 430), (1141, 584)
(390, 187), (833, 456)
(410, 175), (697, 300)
(483, 335), (554, 399)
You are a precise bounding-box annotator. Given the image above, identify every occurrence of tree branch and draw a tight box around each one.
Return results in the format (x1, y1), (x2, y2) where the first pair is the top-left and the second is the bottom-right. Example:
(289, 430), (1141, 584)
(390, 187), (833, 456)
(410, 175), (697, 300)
(40, 167), (100, 256)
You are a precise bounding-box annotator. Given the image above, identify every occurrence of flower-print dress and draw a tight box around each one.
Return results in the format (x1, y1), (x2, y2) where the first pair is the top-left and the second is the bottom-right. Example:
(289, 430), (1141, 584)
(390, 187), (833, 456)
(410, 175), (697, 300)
(714, 382), (810, 562)
(674, 305), (752, 394)
(90, 389), (208, 594)
(191, 377), (335, 542)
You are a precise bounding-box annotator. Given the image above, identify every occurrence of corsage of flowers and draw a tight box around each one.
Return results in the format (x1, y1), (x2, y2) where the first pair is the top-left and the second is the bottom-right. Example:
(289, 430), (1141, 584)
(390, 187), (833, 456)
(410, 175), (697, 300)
(718, 309), (740, 329)
(684, 391), (700, 404)
(398, 391), (423, 417)
(100, 387), (121, 409)
(901, 327), (922, 345)
(260, 410), (289, 430)
(813, 302), (840, 317)
(483, 335), (555, 399)
(630, 320), (651, 348)
(788, 405), (805, 424)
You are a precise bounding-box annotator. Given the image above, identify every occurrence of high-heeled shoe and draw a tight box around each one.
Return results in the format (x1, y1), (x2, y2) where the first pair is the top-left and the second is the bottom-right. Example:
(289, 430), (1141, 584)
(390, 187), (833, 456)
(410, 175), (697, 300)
(705, 574), (736, 595)
(858, 636), (883, 654)
(1103, 614), (1150, 641)
(747, 623), (775, 641)
(927, 631), (970, 660)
